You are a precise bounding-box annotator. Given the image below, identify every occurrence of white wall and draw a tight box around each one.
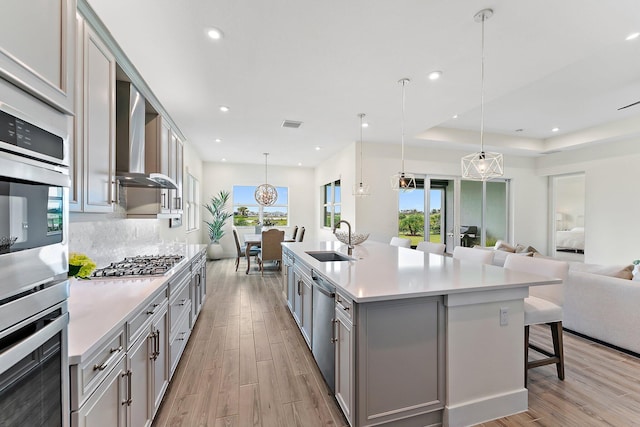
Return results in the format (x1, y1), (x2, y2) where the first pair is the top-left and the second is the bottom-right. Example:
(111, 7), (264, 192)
(202, 161), (316, 258)
(537, 137), (640, 265)
(338, 142), (548, 251)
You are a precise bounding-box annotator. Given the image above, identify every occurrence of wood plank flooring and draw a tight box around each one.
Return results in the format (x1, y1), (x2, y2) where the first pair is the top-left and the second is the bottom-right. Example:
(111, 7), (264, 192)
(153, 258), (640, 427)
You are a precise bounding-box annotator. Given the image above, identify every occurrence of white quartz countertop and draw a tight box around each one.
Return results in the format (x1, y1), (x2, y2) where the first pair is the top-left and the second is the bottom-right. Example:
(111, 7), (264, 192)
(283, 241), (560, 303)
(67, 244), (206, 365)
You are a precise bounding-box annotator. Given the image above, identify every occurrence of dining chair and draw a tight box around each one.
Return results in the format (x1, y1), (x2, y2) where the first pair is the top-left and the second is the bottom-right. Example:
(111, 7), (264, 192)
(257, 229), (285, 275)
(389, 237), (411, 248)
(232, 226), (260, 272)
(503, 254), (569, 386)
(291, 225), (298, 241)
(296, 227), (305, 242)
(452, 246), (494, 264)
(416, 241), (446, 255)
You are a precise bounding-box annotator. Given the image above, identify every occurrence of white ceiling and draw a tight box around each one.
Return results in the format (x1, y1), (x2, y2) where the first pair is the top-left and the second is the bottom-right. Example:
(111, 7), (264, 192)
(87, 0), (640, 166)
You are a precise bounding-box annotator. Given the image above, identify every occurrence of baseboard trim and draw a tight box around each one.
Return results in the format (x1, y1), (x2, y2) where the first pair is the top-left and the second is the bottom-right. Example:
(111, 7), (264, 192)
(563, 328), (640, 359)
(443, 388), (527, 427)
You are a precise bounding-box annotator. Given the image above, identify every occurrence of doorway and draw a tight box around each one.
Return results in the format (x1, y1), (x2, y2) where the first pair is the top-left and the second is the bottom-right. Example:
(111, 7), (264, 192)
(551, 173), (585, 262)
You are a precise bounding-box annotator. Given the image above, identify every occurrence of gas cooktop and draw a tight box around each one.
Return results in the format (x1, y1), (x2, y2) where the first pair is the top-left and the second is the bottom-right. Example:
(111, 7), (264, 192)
(91, 254), (185, 278)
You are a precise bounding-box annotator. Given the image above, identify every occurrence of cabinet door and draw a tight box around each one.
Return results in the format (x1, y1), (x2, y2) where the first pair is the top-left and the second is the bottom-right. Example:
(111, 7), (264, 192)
(69, 12), (84, 212)
(175, 137), (184, 213)
(128, 330), (152, 427)
(71, 355), (127, 427)
(286, 263), (295, 312)
(293, 274), (303, 327)
(199, 257), (207, 305)
(159, 120), (171, 213)
(168, 131), (177, 211)
(0, 0), (75, 113)
(82, 22), (115, 212)
(301, 277), (313, 347)
(334, 311), (354, 426)
(151, 308), (169, 417)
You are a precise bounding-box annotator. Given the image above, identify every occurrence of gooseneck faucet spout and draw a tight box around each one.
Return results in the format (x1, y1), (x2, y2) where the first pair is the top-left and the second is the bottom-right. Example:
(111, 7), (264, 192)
(332, 220), (353, 256)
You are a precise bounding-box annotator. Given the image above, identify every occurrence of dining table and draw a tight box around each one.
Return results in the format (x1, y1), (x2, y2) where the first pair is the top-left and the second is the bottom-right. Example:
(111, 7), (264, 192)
(243, 233), (262, 274)
(243, 232), (295, 274)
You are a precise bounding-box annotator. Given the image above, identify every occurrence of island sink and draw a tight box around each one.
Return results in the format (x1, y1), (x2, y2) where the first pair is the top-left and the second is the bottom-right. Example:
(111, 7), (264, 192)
(305, 251), (352, 262)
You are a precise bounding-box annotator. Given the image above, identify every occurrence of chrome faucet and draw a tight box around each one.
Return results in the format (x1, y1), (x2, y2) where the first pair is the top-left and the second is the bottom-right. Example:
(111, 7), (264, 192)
(333, 220), (353, 256)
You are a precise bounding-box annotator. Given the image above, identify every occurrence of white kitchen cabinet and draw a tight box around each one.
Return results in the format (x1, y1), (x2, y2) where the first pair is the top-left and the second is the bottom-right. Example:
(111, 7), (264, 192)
(190, 249), (206, 327)
(292, 265), (313, 348)
(0, 0), (76, 113)
(334, 294), (354, 426)
(127, 302), (168, 427)
(71, 355), (127, 427)
(168, 131), (184, 214)
(283, 249), (295, 310)
(70, 14), (116, 213)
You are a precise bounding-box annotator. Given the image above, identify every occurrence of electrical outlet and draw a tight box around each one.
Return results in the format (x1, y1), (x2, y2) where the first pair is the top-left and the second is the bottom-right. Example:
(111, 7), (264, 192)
(500, 307), (508, 326)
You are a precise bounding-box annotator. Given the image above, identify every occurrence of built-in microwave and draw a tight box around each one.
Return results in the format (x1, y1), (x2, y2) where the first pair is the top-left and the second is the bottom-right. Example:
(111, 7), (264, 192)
(0, 81), (70, 303)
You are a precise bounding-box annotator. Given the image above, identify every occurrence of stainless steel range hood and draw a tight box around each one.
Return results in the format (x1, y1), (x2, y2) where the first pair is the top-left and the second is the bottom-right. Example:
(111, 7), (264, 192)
(115, 81), (177, 190)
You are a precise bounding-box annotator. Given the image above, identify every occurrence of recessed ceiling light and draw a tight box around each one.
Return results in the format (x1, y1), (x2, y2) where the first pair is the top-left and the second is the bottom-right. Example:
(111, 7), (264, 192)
(207, 27), (224, 40)
(361, 122), (369, 128)
(552, 127), (559, 132)
(298, 162), (302, 166)
(626, 32), (639, 41)
(215, 138), (222, 143)
(221, 158), (227, 162)
(428, 70), (443, 80)
(315, 146), (321, 151)
(452, 114), (458, 119)
(219, 105), (229, 112)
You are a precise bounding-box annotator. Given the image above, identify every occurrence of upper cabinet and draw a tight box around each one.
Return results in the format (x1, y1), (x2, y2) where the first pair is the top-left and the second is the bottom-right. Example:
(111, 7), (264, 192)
(70, 13), (116, 213)
(169, 132), (184, 214)
(0, 0), (76, 113)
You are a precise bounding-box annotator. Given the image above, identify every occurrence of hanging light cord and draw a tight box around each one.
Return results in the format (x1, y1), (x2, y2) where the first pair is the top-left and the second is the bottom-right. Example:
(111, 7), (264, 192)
(359, 113), (365, 185)
(479, 12), (486, 154)
(400, 79), (407, 173)
(264, 153), (269, 183)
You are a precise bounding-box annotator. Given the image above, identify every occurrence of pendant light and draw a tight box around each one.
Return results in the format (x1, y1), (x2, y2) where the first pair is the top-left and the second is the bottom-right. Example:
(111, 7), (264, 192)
(255, 153), (278, 206)
(391, 78), (416, 192)
(461, 8), (504, 181)
(353, 113), (371, 197)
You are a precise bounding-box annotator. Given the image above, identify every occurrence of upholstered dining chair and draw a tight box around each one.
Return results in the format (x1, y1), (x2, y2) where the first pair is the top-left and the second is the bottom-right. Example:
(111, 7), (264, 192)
(452, 246), (494, 264)
(416, 241), (446, 255)
(291, 225), (298, 241)
(390, 237), (411, 248)
(232, 226), (260, 272)
(503, 254), (569, 386)
(257, 229), (285, 275)
(296, 227), (305, 242)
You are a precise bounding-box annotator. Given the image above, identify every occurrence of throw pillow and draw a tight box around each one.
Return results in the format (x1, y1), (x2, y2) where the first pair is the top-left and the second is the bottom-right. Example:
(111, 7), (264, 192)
(494, 240), (515, 252)
(570, 263), (634, 280)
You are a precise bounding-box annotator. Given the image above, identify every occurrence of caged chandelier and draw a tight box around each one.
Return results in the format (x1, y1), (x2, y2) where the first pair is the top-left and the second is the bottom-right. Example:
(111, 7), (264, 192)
(255, 153), (278, 206)
(391, 78), (416, 192)
(461, 8), (504, 181)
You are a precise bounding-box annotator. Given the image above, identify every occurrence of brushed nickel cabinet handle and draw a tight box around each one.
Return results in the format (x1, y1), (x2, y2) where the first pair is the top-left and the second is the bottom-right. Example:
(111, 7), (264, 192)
(93, 346), (123, 371)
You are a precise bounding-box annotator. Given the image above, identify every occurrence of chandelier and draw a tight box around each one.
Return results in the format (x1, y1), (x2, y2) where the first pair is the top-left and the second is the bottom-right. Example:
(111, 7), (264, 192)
(255, 153), (278, 206)
(391, 78), (416, 192)
(353, 113), (370, 196)
(461, 8), (504, 181)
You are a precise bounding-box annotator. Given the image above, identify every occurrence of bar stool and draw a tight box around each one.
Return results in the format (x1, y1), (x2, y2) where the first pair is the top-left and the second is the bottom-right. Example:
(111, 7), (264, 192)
(452, 246), (494, 264)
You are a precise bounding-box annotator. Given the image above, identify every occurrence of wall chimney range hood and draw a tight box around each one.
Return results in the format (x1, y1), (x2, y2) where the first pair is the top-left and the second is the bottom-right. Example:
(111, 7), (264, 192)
(115, 81), (177, 190)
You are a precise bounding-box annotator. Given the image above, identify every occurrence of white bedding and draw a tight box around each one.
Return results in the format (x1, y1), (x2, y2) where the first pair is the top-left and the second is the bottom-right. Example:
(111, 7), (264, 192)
(556, 227), (584, 250)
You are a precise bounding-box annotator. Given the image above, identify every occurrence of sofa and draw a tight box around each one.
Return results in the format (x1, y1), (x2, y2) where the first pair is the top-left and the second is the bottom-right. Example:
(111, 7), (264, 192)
(478, 241), (640, 355)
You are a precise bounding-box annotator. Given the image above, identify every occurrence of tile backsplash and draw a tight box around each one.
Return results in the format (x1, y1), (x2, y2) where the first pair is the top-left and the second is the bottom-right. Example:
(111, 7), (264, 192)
(69, 218), (162, 268)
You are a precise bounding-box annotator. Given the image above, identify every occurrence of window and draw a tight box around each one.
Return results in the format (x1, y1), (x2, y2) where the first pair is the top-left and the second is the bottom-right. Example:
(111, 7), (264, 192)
(185, 173), (200, 231)
(232, 185), (288, 226)
(322, 180), (341, 228)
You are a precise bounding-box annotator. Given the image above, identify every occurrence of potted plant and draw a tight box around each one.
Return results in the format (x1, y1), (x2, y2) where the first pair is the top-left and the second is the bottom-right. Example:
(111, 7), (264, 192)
(204, 190), (232, 260)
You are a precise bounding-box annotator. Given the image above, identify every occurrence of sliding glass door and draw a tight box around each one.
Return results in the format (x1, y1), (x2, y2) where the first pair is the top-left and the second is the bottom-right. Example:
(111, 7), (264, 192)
(398, 175), (509, 252)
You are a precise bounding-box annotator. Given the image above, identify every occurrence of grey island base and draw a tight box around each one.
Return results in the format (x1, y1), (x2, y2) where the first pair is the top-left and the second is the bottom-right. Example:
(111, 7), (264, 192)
(281, 240), (560, 427)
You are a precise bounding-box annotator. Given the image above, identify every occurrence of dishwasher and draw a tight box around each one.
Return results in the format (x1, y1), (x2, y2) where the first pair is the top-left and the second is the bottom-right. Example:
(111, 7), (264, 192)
(311, 272), (336, 392)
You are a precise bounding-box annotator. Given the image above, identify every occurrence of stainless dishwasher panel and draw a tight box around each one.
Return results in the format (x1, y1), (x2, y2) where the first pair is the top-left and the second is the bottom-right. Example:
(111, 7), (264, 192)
(311, 273), (336, 392)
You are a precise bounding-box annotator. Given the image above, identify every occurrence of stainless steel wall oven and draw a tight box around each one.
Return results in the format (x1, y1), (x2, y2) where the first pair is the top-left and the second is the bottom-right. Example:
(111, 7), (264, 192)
(0, 78), (71, 427)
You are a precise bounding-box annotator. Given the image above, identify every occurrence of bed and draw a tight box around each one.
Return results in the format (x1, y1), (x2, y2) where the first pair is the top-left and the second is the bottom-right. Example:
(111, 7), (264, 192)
(556, 227), (585, 252)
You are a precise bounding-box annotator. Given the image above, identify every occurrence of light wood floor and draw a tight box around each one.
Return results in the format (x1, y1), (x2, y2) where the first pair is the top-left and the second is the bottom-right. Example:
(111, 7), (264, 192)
(153, 258), (640, 427)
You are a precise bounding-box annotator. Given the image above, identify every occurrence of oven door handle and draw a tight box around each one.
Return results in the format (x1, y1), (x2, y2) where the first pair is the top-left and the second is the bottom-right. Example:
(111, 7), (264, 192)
(0, 312), (68, 377)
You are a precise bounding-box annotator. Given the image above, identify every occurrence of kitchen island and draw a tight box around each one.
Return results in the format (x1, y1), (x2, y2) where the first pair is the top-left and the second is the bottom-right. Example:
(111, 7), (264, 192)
(282, 240), (561, 427)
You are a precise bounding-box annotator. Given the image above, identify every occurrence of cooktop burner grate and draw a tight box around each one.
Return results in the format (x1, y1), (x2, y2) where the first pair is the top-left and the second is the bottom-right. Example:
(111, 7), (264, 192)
(91, 254), (185, 278)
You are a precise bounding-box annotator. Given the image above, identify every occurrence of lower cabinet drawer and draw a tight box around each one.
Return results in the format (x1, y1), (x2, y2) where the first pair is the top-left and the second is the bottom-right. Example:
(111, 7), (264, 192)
(127, 288), (168, 347)
(70, 326), (126, 411)
(169, 308), (191, 378)
(169, 281), (191, 333)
